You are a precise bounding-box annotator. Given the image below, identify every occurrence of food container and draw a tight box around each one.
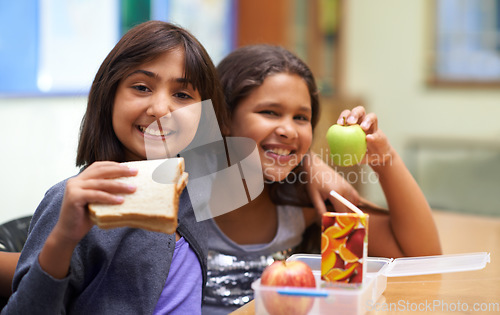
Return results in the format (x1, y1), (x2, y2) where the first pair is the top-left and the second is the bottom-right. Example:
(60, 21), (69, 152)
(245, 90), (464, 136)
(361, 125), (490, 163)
(251, 252), (490, 315)
(321, 212), (368, 287)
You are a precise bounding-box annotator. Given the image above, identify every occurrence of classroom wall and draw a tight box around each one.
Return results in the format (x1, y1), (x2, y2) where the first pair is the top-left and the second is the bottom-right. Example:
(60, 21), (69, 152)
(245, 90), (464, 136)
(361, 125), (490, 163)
(1, 0), (499, 223)
(343, 0), (500, 213)
(0, 97), (85, 224)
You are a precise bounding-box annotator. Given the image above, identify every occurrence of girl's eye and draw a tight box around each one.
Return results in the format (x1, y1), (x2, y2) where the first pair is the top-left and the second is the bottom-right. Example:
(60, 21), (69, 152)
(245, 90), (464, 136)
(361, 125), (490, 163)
(132, 85), (150, 93)
(259, 110), (278, 116)
(174, 92), (193, 100)
(294, 114), (311, 122)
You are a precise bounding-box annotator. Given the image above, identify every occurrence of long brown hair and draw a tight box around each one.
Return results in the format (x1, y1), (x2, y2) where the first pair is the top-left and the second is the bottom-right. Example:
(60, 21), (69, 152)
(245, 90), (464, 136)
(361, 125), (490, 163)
(217, 44), (322, 253)
(76, 20), (228, 167)
(217, 44), (320, 131)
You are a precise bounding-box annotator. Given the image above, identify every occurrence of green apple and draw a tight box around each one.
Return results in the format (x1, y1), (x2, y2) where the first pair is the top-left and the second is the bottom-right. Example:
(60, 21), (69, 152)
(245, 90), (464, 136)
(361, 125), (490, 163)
(326, 123), (367, 167)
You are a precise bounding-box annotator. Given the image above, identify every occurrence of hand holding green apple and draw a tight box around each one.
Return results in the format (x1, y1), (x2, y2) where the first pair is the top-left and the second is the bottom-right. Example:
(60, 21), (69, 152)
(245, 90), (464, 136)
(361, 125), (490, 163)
(326, 117), (367, 167)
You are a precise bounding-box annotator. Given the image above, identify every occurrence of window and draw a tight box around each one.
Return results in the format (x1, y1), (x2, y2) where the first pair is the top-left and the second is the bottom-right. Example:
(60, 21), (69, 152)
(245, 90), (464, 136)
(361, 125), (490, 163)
(429, 0), (500, 86)
(0, 0), (234, 96)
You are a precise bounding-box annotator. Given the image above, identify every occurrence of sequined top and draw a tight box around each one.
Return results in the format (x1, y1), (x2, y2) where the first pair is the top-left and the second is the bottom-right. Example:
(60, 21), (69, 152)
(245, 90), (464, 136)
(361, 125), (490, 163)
(202, 204), (306, 310)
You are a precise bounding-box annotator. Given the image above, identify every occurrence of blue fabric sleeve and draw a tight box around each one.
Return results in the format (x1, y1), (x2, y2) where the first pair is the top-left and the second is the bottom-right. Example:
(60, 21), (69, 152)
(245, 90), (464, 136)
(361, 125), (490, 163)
(2, 256), (70, 314)
(2, 180), (70, 314)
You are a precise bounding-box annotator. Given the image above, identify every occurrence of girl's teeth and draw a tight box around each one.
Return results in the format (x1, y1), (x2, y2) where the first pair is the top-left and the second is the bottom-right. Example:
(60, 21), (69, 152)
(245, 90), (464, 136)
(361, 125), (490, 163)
(269, 148), (291, 156)
(140, 126), (170, 136)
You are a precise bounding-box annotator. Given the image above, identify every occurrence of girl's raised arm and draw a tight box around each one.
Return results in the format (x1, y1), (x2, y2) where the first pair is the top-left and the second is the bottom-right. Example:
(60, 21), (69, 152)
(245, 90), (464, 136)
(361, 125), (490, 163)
(366, 148), (442, 257)
(340, 106), (441, 258)
(0, 252), (20, 297)
(38, 162), (138, 279)
(303, 152), (360, 216)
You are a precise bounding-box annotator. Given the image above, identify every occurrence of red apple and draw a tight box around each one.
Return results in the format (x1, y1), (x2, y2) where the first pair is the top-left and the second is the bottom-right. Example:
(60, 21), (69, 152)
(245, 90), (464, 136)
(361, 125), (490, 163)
(260, 261), (316, 315)
(261, 260), (316, 287)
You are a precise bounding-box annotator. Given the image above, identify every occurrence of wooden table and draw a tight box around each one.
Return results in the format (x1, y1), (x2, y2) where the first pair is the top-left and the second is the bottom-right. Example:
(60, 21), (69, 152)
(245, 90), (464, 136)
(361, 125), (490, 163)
(231, 210), (500, 314)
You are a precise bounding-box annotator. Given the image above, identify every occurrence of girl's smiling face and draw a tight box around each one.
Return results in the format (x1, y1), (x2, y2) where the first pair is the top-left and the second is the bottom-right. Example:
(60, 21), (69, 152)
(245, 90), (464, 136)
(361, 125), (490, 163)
(229, 73), (313, 182)
(113, 48), (202, 161)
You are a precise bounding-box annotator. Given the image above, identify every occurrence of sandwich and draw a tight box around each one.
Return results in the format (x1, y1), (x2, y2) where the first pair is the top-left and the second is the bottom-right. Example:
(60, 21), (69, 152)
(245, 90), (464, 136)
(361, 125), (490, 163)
(88, 158), (188, 234)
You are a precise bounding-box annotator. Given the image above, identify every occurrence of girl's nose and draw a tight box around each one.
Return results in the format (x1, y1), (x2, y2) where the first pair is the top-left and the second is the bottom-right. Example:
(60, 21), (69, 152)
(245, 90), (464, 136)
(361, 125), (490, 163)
(275, 119), (298, 140)
(146, 94), (172, 118)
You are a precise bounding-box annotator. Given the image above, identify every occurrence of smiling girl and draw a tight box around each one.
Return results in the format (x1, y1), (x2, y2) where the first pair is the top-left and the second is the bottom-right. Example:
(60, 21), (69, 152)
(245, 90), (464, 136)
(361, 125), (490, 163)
(112, 48), (203, 160)
(3, 21), (227, 315)
(202, 44), (441, 314)
(231, 72), (313, 184)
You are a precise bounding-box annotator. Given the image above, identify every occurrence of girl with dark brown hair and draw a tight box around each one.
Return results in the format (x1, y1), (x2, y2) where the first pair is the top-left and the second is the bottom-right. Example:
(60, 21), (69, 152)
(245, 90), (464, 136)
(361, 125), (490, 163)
(3, 21), (227, 315)
(202, 44), (441, 314)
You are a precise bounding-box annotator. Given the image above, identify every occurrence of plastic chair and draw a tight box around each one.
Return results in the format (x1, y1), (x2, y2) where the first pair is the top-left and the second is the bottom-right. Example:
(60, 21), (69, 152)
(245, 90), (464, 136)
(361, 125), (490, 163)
(0, 215), (31, 309)
(0, 216), (32, 253)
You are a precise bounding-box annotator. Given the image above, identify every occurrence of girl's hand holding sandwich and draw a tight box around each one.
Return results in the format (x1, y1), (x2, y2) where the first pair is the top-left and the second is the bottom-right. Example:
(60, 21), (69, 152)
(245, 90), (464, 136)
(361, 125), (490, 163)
(40, 162), (138, 279)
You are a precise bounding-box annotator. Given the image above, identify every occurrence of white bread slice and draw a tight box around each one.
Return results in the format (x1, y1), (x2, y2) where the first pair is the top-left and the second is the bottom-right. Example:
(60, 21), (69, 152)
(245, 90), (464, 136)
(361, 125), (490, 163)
(88, 158), (188, 234)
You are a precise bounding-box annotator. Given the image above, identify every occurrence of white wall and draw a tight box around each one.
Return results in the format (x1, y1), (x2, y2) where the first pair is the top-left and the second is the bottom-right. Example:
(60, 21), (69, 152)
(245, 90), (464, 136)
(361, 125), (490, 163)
(344, 0), (500, 208)
(2, 0), (500, 223)
(0, 97), (86, 223)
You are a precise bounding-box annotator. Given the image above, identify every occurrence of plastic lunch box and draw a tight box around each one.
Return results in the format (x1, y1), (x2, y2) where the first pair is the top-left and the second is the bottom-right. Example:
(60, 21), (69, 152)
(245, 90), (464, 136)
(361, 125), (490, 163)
(251, 252), (490, 315)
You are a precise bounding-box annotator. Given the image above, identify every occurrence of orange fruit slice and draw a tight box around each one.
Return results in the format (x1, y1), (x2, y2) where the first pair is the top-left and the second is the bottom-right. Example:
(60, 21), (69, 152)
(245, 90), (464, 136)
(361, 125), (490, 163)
(339, 244), (359, 263)
(331, 221), (356, 239)
(323, 226), (346, 249)
(323, 268), (343, 281)
(360, 214), (368, 227)
(336, 215), (359, 228)
(324, 262), (359, 282)
(324, 225), (341, 237)
(336, 262), (359, 281)
(331, 237), (347, 252)
(321, 233), (329, 254)
(321, 250), (337, 276)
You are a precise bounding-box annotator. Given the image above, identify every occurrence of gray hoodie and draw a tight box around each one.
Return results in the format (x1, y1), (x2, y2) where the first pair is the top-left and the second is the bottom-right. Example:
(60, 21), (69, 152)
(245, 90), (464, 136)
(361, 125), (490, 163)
(2, 179), (207, 315)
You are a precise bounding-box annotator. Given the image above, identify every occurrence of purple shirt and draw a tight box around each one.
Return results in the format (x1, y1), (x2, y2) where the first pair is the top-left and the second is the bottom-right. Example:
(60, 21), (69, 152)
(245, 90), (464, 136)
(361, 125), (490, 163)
(153, 236), (202, 315)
